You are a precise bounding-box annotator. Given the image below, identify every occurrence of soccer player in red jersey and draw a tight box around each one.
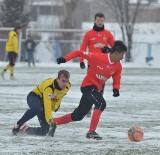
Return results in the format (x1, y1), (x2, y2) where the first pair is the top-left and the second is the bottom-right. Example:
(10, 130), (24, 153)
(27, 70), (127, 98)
(49, 41), (127, 140)
(79, 13), (115, 69)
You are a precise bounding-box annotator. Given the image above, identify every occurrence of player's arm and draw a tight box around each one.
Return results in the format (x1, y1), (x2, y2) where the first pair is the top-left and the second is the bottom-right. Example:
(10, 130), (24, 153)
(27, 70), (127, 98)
(43, 88), (53, 124)
(112, 64), (122, 97)
(57, 50), (107, 64)
(13, 35), (18, 53)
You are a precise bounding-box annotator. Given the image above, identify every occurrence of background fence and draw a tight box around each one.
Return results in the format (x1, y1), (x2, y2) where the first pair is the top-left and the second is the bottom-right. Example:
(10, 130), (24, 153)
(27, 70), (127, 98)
(0, 28), (159, 64)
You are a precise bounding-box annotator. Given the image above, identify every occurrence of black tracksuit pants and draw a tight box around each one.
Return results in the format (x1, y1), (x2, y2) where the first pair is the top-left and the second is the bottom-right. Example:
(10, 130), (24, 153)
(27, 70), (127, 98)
(71, 85), (106, 121)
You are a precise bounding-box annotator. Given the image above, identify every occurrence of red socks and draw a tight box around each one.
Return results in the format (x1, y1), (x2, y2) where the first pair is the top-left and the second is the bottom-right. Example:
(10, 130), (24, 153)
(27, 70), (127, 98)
(53, 109), (102, 132)
(53, 113), (73, 125)
(88, 109), (102, 133)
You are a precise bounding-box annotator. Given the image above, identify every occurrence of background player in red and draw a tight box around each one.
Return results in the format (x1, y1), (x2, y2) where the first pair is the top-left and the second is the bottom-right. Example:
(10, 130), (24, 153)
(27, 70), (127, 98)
(79, 13), (115, 69)
(49, 41), (127, 140)
(79, 13), (115, 117)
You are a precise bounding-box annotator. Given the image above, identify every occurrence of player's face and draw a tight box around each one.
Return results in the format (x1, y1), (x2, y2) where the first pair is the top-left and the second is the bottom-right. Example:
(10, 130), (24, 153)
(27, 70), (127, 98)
(16, 29), (21, 34)
(57, 76), (69, 90)
(114, 52), (125, 62)
(95, 17), (105, 27)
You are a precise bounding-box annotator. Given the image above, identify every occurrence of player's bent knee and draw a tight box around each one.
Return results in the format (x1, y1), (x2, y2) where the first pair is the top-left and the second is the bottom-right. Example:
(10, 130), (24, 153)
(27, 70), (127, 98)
(97, 102), (106, 111)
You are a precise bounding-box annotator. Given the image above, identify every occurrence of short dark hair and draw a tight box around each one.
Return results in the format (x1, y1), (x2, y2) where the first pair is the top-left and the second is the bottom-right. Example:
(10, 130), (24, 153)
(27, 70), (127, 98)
(94, 13), (105, 20)
(58, 70), (70, 79)
(14, 26), (21, 31)
(110, 40), (127, 53)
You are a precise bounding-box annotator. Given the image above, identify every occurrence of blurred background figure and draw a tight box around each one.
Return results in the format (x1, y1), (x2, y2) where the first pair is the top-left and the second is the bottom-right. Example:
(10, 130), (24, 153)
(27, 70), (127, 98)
(1, 26), (21, 80)
(24, 35), (36, 67)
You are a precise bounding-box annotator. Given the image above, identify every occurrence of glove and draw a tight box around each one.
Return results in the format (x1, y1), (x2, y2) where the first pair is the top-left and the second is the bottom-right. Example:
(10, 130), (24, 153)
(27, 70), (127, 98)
(48, 119), (57, 137)
(80, 62), (85, 69)
(57, 57), (66, 64)
(48, 119), (54, 127)
(101, 46), (111, 53)
(113, 89), (120, 97)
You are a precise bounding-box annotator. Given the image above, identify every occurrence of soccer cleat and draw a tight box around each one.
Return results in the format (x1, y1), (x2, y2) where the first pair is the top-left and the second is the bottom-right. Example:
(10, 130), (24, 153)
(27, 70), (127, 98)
(12, 124), (20, 135)
(86, 131), (102, 140)
(48, 123), (57, 137)
(10, 76), (16, 80)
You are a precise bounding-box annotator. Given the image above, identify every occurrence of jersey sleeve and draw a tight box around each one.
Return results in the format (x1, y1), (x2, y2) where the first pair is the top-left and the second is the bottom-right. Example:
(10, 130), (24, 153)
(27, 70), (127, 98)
(65, 50), (107, 63)
(112, 63), (122, 90)
(13, 36), (18, 53)
(43, 87), (53, 124)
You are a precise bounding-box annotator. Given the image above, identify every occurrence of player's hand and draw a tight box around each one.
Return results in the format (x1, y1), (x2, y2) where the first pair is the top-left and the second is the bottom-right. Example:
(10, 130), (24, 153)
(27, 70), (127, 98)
(48, 119), (54, 127)
(113, 89), (120, 97)
(80, 62), (85, 69)
(48, 119), (57, 137)
(57, 57), (66, 64)
(101, 46), (111, 53)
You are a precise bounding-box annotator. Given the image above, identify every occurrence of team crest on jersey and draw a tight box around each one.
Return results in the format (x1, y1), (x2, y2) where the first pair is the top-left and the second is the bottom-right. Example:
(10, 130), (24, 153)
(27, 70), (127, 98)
(48, 93), (57, 99)
(103, 36), (107, 41)
(110, 70), (116, 75)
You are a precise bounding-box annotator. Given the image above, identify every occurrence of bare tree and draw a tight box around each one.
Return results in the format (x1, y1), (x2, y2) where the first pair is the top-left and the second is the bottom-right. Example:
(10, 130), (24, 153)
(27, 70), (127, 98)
(61, 0), (78, 29)
(1, 0), (29, 27)
(57, 0), (79, 57)
(105, 0), (151, 62)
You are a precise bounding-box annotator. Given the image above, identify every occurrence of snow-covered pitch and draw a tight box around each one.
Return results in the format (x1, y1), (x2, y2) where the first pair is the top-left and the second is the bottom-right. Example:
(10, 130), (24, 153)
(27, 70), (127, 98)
(0, 62), (160, 155)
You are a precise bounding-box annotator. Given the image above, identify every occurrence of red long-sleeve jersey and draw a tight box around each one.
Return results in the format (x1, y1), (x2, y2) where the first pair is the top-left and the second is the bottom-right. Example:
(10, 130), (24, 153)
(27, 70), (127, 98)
(79, 29), (115, 63)
(65, 50), (122, 91)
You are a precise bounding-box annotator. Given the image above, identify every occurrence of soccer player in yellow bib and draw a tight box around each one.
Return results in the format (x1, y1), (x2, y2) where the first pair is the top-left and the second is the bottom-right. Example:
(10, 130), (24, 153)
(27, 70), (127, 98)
(12, 70), (71, 136)
(1, 26), (21, 80)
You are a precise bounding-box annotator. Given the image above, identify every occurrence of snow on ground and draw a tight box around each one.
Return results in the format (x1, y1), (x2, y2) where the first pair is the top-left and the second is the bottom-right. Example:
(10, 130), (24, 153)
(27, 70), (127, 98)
(0, 62), (160, 155)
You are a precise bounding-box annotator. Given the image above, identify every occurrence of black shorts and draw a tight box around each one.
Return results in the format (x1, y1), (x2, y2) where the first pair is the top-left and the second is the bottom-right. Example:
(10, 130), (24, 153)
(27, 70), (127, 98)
(71, 85), (106, 121)
(8, 52), (17, 66)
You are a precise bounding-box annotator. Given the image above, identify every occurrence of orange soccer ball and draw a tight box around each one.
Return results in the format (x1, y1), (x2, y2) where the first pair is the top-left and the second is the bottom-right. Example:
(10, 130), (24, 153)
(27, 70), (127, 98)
(128, 126), (144, 142)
